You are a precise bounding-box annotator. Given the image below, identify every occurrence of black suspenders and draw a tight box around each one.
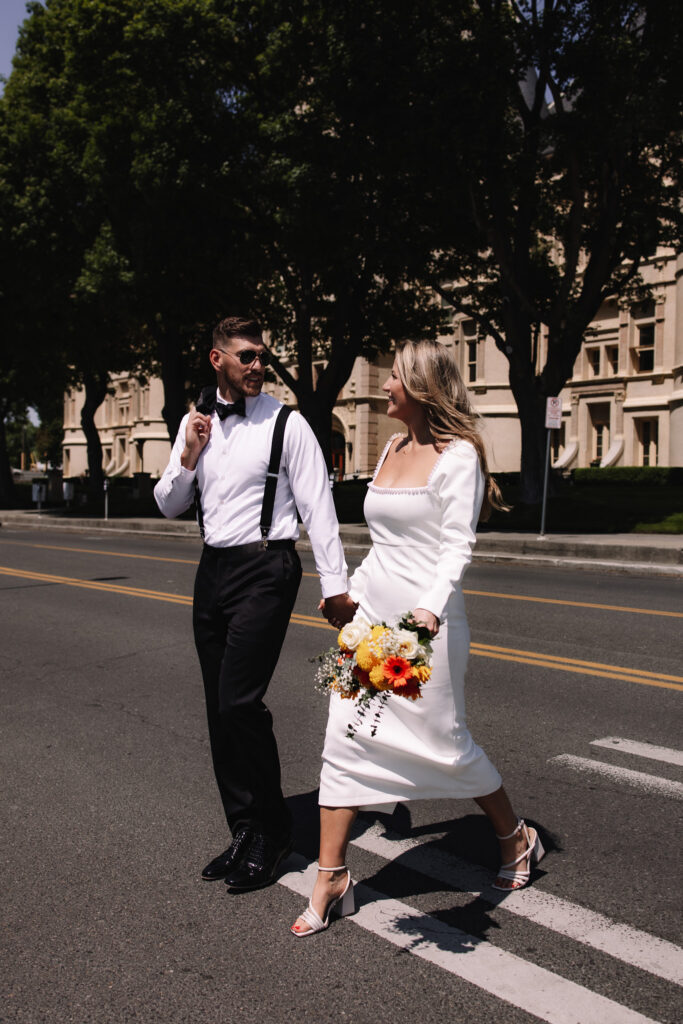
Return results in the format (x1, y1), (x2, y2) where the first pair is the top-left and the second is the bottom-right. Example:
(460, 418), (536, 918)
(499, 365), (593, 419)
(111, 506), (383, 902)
(194, 404), (293, 545)
(260, 405), (293, 547)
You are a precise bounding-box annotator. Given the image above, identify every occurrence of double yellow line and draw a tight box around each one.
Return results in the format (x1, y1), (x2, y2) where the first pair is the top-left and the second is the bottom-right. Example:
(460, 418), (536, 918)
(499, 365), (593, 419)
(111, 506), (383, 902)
(2, 564), (680, 693)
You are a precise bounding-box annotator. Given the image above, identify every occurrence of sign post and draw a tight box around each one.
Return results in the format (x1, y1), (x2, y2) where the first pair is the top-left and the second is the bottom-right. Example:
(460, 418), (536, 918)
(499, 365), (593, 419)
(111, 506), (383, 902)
(539, 397), (562, 537)
(103, 478), (109, 521)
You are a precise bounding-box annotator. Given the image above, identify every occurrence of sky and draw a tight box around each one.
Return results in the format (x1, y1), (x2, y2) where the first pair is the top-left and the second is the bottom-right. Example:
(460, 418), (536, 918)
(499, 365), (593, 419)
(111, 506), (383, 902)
(0, 0), (37, 87)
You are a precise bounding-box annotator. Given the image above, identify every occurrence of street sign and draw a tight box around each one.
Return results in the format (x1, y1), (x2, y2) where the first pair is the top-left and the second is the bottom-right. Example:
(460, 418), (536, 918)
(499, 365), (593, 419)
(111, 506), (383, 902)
(545, 396), (562, 429)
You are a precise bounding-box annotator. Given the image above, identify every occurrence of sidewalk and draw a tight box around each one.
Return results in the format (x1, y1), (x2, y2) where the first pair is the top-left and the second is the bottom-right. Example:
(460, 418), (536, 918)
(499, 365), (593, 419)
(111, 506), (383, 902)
(1, 508), (681, 577)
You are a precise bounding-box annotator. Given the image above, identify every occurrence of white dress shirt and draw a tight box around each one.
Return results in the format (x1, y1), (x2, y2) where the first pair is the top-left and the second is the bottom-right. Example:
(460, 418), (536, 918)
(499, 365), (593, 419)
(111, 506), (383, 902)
(154, 391), (348, 598)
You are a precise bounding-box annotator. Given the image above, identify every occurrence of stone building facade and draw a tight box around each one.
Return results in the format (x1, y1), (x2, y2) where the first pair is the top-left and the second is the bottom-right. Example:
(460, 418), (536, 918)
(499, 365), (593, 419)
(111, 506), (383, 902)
(62, 250), (682, 479)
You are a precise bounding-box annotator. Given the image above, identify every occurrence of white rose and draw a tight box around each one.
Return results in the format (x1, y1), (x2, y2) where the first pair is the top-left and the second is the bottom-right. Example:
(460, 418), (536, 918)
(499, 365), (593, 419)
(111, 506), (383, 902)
(394, 628), (419, 660)
(339, 616), (372, 651)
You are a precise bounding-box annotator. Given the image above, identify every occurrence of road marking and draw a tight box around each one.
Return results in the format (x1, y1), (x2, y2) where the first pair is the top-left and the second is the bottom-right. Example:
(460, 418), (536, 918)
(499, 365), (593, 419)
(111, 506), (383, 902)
(0, 538), (200, 565)
(470, 642), (683, 690)
(462, 588), (683, 619)
(0, 566), (193, 606)
(2, 539), (680, 619)
(590, 737), (683, 767)
(549, 755), (683, 800)
(349, 822), (683, 986)
(280, 856), (661, 1024)
(1, 565), (680, 691)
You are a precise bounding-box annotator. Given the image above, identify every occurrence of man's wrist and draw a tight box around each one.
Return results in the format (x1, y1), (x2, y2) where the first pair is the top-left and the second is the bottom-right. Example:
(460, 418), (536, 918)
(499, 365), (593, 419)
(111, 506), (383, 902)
(180, 447), (199, 471)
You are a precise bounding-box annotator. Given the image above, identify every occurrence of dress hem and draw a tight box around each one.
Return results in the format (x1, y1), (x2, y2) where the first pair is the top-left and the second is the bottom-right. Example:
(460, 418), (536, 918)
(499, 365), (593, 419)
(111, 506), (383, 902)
(318, 779), (502, 808)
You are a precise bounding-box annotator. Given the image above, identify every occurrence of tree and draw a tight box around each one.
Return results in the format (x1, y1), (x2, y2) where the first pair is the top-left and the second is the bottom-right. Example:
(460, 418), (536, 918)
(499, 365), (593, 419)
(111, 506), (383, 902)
(421, 0), (683, 500)
(208, 0), (451, 460)
(2, 0), (252, 461)
(0, 2), (145, 500)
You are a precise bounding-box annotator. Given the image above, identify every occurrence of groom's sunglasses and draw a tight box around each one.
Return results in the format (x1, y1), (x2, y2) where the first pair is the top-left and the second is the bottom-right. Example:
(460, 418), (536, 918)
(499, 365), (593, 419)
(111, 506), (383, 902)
(216, 347), (272, 367)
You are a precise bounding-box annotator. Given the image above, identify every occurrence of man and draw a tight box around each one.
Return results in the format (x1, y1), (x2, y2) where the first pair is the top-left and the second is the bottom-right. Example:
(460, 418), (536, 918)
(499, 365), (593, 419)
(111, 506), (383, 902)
(154, 316), (351, 891)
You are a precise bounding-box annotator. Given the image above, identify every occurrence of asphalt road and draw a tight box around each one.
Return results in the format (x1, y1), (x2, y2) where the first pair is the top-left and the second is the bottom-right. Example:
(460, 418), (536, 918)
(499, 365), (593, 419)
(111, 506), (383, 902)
(0, 527), (681, 1024)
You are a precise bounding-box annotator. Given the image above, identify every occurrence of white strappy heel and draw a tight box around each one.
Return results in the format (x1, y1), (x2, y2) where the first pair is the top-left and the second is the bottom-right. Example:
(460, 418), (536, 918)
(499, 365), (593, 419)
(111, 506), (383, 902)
(290, 865), (355, 937)
(492, 819), (545, 891)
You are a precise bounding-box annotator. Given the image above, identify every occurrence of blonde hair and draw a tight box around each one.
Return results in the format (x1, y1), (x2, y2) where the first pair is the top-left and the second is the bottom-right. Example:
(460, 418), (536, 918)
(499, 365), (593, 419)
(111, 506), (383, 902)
(394, 339), (507, 520)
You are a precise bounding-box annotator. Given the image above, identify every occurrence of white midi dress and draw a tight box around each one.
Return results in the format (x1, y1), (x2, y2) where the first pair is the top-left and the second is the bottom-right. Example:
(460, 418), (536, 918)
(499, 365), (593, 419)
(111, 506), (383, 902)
(318, 435), (502, 808)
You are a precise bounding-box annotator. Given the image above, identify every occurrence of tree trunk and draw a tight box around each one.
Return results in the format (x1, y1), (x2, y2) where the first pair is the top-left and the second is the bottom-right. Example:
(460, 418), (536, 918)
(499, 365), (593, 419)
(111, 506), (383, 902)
(81, 372), (108, 499)
(157, 334), (188, 444)
(297, 390), (333, 471)
(0, 411), (16, 509)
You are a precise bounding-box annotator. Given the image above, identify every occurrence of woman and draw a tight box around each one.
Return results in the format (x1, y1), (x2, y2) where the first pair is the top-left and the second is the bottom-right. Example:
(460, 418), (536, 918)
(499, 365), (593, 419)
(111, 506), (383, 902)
(291, 339), (544, 937)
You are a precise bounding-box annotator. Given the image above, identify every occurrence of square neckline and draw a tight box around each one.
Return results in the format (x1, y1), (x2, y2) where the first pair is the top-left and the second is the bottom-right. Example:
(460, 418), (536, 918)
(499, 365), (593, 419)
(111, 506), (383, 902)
(368, 433), (459, 494)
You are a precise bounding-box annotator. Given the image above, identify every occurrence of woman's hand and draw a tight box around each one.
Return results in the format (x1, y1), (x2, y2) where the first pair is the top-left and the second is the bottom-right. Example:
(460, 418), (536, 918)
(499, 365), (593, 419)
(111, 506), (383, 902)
(319, 593), (358, 629)
(411, 607), (440, 637)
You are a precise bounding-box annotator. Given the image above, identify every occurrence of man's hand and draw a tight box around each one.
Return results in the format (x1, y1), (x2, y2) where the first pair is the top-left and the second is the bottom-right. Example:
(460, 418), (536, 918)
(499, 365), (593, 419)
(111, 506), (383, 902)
(181, 411), (212, 470)
(320, 592), (357, 629)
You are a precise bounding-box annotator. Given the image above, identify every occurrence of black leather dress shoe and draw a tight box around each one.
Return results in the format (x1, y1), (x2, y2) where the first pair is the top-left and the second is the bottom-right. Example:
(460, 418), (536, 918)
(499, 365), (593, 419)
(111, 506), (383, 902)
(201, 827), (253, 881)
(224, 832), (293, 892)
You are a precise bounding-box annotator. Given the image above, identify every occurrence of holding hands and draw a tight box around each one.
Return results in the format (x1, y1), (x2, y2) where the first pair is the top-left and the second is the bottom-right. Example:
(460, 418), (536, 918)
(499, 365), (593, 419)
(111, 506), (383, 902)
(320, 593), (358, 630)
(319, 596), (438, 638)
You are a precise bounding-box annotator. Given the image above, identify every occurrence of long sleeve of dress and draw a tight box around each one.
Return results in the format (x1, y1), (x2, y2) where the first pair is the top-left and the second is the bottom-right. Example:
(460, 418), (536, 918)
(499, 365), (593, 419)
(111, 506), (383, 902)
(347, 553), (373, 605)
(415, 441), (484, 620)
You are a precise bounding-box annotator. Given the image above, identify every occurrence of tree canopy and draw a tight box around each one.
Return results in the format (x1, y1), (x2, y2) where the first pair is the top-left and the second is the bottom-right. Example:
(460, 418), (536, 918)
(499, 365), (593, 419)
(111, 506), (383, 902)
(1, 0), (681, 505)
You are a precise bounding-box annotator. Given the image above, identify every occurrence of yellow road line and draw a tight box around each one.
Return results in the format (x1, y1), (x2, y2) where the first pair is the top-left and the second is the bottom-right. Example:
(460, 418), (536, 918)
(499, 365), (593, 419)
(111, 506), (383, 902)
(0, 566), (193, 606)
(1, 564), (680, 692)
(463, 588), (683, 619)
(2, 539), (679, 619)
(472, 642), (683, 684)
(469, 648), (683, 692)
(0, 539), (199, 566)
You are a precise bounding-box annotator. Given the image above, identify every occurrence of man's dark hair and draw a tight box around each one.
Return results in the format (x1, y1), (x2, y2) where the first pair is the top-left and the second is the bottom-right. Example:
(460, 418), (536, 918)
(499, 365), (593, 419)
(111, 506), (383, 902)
(212, 316), (262, 348)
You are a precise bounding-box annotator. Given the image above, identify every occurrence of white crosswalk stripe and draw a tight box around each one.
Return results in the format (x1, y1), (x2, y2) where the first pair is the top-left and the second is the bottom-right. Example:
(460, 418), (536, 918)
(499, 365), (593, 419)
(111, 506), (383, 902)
(279, 855), (668, 1024)
(590, 736), (683, 767)
(279, 737), (682, 1021)
(550, 735), (683, 799)
(349, 822), (683, 986)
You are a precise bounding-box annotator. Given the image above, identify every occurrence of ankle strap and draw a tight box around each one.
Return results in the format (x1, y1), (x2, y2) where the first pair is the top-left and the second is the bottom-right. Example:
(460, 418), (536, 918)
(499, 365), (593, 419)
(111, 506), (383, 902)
(318, 864), (347, 872)
(495, 818), (524, 841)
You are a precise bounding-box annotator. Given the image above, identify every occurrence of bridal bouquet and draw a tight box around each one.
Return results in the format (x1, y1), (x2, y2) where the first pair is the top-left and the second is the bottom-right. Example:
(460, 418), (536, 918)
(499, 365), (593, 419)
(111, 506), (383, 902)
(314, 612), (433, 738)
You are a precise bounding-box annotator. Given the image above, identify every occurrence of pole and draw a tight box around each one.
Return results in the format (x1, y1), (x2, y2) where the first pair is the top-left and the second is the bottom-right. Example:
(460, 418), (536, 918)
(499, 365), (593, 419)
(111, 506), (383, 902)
(104, 478), (109, 520)
(539, 428), (551, 536)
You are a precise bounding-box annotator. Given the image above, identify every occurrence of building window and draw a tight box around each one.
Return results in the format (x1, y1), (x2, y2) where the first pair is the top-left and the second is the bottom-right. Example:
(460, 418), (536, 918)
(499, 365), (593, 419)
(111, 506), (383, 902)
(551, 423), (566, 464)
(589, 403), (610, 466)
(606, 345), (619, 375)
(462, 320), (478, 382)
(637, 418), (658, 467)
(587, 347), (601, 376)
(595, 423), (608, 463)
(635, 324), (655, 373)
(63, 449), (70, 476)
(631, 299), (656, 374)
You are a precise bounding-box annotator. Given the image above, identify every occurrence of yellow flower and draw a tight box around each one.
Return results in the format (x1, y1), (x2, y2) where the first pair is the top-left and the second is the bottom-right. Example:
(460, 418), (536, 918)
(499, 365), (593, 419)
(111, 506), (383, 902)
(412, 664), (431, 682)
(371, 625), (387, 641)
(369, 664), (390, 690)
(355, 640), (377, 672)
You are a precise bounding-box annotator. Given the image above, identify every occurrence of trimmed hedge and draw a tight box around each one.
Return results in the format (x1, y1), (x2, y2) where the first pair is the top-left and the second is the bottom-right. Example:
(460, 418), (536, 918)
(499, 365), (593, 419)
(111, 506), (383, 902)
(572, 466), (683, 486)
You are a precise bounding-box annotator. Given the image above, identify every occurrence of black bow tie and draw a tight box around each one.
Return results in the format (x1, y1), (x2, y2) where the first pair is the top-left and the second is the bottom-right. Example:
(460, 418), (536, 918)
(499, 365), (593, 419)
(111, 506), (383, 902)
(216, 396), (246, 420)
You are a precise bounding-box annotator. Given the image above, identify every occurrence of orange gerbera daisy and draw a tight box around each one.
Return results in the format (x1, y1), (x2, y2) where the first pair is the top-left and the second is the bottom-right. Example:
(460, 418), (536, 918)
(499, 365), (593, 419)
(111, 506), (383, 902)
(382, 656), (412, 684)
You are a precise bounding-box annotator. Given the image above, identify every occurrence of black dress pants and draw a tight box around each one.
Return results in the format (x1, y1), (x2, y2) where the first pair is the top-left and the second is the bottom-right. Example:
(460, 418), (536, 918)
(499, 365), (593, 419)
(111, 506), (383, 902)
(193, 542), (302, 839)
